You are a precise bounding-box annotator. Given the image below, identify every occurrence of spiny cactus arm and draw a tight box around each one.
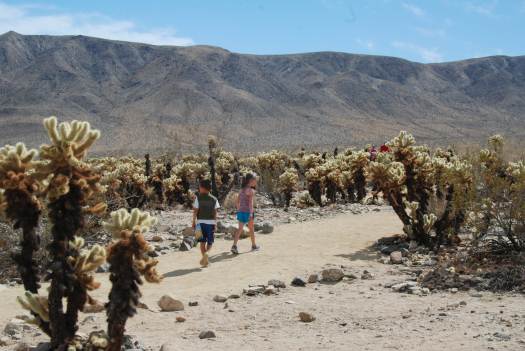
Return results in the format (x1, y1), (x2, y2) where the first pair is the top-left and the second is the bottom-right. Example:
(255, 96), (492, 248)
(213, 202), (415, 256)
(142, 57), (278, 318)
(17, 291), (50, 322)
(103, 208), (157, 238)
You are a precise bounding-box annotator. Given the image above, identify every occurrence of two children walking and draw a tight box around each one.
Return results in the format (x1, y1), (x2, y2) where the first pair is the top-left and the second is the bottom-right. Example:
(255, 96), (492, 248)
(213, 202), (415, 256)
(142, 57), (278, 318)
(192, 174), (259, 268)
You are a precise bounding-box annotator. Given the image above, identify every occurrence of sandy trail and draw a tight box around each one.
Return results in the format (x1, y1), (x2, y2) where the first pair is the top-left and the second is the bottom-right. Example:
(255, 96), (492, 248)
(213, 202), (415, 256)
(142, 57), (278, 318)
(1, 209), (524, 350)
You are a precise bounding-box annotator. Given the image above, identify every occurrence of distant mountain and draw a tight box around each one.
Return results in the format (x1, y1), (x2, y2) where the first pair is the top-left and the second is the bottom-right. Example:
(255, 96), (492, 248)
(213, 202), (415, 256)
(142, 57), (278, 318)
(0, 31), (524, 153)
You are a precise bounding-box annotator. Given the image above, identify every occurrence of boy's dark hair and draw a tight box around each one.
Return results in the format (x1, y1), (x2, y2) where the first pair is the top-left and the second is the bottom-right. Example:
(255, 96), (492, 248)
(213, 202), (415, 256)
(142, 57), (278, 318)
(241, 173), (255, 188)
(199, 179), (212, 191)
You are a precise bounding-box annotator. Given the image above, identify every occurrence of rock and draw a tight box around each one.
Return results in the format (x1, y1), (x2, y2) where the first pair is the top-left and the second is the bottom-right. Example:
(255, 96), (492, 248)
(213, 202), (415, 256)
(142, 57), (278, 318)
(151, 235), (163, 242)
(391, 281), (418, 293)
(14, 343), (31, 351)
(361, 270), (374, 280)
(216, 221), (227, 233)
(175, 316), (186, 323)
(179, 236), (195, 251)
(299, 312), (315, 323)
(254, 222), (263, 232)
(261, 221), (274, 234)
(0, 336), (9, 347)
(268, 279), (286, 288)
(493, 332), (511, 341)
(83, 301), (105, 313)
(390, 251), (403, 264)
(213, 295), (228, 303)
(307, 274), (319, 283)
(291, 277), (306, 287)
(4, 319), (29, 336)
(321, 268), (344, 282)
(96, 263), (110, 273)
(198, 330), (216, 339)
(137, 302), (149, 310)
(160, 343), (176, 351)
(228, 294), (240, 299)
(189, 301), (199, 307)
(408, 241), (418, 251)
(264, 285), (276, 295)
(158, 295), (185, 312)
(243, 286), (265, 296)
(181, 227), (194, 237)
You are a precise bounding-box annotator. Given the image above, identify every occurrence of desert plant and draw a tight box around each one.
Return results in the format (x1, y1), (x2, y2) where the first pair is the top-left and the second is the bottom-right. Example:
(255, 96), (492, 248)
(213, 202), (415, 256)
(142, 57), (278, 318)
(368, 131), (473, 249)
(37, 117), (107, 348)
(103, 208), (161, 351)
(470, 135), (525, 252)
(278, 167), (299, 208)
(0, 143), (51, 334)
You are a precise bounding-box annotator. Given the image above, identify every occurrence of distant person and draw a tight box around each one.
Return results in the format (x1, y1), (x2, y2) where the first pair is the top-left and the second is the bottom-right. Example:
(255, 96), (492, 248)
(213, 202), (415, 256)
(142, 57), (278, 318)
(192, 179), (220, 267)
(380, 144), (390, 153)
(231, 173), (259, 254)
(369, 145), (378, 161)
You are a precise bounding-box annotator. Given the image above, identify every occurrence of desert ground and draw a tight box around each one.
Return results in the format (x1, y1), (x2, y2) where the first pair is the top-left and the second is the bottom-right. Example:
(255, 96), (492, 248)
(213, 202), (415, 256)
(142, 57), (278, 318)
(0, 209), (524, 351)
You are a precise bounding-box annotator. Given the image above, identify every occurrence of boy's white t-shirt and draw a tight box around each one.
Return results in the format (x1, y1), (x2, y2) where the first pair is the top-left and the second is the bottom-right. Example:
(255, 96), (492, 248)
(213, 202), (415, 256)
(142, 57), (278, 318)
(193, 197), (220, 225)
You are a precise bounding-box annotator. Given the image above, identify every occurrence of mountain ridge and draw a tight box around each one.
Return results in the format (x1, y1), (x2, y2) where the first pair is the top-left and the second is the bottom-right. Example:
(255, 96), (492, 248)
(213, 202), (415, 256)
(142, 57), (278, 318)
(0, 31), (524, 153)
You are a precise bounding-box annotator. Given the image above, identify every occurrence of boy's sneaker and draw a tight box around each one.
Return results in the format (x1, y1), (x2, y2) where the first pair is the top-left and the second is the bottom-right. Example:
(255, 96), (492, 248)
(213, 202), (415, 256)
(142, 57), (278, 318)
(231, 245), (239, 255)
(251, 245), (260, 252)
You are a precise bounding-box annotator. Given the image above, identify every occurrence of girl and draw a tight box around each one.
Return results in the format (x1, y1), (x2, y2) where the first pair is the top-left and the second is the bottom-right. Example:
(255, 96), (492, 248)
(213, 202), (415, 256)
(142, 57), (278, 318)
(231, 173), (259, 254)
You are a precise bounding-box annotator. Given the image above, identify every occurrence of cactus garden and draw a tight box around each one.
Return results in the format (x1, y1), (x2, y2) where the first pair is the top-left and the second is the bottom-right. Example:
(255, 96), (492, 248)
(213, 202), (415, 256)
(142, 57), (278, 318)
(0, 118), (523, 350)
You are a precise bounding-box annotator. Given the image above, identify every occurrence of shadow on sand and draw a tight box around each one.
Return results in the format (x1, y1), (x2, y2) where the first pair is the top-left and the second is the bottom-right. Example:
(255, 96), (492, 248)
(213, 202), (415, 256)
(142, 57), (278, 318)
(163, 267), (202, 278)
(335, 245), (380, 262)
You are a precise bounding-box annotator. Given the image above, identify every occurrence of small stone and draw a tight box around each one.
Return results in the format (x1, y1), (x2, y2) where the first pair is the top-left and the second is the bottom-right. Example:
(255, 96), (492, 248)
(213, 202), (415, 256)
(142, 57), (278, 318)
(3, 319), (26, 336)
(299, 312), (315, 323)
(449, 288), (458, 294)
(0, 336), (9, 347)
(261, 221), (274, 234)
(95, 263), (110, 273)
(264, 285), (276, 295)
(390, 251), (403, 264)
(83, 301), (106, 313)
(213, 295), (228, 303)
(151, 235), (164, 242)
(14, 343), (30, 351)
(137, 302), (149, 310)
(307, 274), (319, 283)
(228, 294), (240, 299)
(160, 343), (176, 351)
(459, 301), (467, 306)
(181, 227), (194, 237)
(291, 277), (306, 287)
(189, 301), (199, 307)
(243, 286), (264, 296)
(268, 279), (286, 288)
(175, 316), (186, 323)
(321, 268), (345, 282)
(158, 295), (185, 312)
(361, 271), (374, 280)
(199, 330), (216, 339)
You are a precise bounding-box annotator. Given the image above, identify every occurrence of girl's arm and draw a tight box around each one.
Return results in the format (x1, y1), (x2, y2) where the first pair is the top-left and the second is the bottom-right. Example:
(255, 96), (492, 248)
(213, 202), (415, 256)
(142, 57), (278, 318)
(236, 192), (240, 210)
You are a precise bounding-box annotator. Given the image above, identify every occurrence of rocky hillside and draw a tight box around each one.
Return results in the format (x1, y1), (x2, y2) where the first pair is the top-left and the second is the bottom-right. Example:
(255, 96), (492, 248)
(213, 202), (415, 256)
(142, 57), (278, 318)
(0, 31), (524, 153)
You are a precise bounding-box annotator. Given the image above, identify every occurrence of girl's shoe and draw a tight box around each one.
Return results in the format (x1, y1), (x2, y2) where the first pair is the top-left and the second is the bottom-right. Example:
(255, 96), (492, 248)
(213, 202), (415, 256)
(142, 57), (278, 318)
(231, 245), (239, 255)
(251, 245), (260, 252)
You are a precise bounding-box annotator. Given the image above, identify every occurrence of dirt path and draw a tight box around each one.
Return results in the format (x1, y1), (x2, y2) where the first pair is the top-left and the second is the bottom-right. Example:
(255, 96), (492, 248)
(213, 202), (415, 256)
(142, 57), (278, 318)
(1, 209), (524, 350)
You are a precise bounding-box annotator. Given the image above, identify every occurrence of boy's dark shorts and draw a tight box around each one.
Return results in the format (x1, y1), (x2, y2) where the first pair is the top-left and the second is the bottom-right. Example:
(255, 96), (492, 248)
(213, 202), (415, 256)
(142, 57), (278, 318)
(197, 223), (215, 245)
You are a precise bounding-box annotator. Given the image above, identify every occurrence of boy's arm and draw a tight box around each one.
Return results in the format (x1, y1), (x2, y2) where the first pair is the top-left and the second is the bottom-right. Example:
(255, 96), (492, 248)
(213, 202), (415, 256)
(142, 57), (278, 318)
(192, 208), (198, 229)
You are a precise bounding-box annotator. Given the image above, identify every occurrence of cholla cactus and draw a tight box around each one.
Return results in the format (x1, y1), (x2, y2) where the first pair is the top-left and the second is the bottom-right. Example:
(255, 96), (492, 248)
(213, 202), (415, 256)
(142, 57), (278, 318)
(279, 168), (299, 208)
(256, 151), (291, 205)
(470, 136), (524, 251)
(368, 131), (473, 249)
(163, 174), (184, 206)
(38, 117), (106, 348)
(0, 143), (51, 334)
(103, 208), (161, 351)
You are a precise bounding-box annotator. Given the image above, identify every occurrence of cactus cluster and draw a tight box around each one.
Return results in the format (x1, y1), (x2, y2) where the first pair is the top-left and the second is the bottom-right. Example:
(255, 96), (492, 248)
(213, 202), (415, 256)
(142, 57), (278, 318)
(0, 117), (161, 350)
(470, 135), (525, 251)
(368, 131), (473, 249)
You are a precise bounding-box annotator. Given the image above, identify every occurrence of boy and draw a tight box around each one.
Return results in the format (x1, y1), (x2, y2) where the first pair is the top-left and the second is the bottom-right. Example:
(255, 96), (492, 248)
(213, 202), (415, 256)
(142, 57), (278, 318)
(192, 179), (220, 267)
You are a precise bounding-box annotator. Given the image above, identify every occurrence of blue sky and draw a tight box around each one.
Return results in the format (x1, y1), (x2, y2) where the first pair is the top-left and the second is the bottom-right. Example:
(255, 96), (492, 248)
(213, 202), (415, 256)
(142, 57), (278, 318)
(0, 0), (523, 63)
